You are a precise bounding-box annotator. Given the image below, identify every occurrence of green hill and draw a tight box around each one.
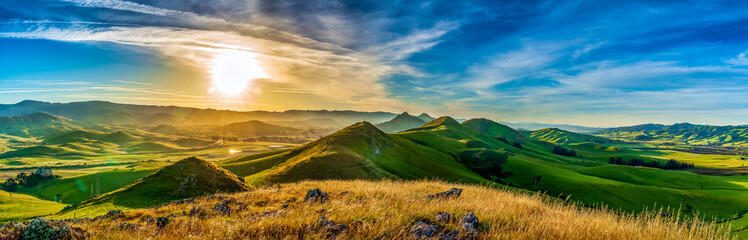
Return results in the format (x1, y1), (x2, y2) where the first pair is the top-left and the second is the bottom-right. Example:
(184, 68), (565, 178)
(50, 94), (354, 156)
(529, 128), (613, 145)
(60, 157), (250, 215)
(417, 113), (435, 122)
(0, 112), (81, 137)
(599, 123), (748, 146)
(0, 189), (66, 222)
(0, 145), (89, 157)
(124, 142), (182, 153)
(43, 129), (106, 145)
(98, 131), (143, 145)
(375, 112), (426, 132)
(217, 120), (301, 136)
(462, 118), (530, 143)
(221, 121), (487, 185)
(171, 137), (215, 148)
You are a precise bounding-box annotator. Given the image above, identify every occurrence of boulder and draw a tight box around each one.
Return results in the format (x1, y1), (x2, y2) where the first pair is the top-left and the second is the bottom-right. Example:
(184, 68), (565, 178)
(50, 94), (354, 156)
(426, 188), (463, 199)
(434, 212), (455, 224)
(409, 221), (439, 238)
(155, 217), (170, 228)
(304, 189), (329, 203)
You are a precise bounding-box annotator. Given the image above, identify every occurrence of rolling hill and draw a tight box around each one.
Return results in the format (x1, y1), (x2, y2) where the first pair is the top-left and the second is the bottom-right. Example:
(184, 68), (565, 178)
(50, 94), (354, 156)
(61, 157), (250, 214)
(375, 112), (426, 132)
(598, 123), (748, 146)
(221, 121), (487, 185)
(528, 128), (614, 145)
(216, 120), (301, 136)
(0, 112), (81, 137)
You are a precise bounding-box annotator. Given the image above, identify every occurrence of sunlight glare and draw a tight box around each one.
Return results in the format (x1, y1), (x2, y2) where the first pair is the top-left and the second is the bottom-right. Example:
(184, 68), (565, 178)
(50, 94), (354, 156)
(210, 50), (266, 96)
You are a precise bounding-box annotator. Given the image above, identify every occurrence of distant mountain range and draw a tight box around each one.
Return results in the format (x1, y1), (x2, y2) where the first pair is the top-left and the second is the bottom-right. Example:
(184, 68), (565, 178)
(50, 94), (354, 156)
(0, 100), (397, 127)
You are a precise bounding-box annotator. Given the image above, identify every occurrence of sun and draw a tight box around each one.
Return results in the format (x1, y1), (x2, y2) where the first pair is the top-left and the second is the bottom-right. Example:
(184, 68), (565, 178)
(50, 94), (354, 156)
(209, 50), (266, 96)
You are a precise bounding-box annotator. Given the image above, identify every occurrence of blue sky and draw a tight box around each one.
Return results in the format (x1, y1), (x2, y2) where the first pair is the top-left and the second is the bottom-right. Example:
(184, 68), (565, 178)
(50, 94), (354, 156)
(1, 0), (748, 127)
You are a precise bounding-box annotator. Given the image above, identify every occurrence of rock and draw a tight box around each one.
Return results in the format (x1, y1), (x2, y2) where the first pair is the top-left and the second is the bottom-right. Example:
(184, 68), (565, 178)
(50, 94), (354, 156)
(409, 221), (440, 238)
(426, 188), (463, 199)
(155, 217), (170, 228)
(105, 210), (124, 218)
(315, 216), (336, 230)
(20, 218), (87, 240)
(459, 212), (480, 237)
(34, 167), (54, 177)
(305, 189), (329, 203)
(281, 203), (289, 209)
(314, 216), (347, 237)
(434, 212), (455, 224)
(213, 202), (231, 215)
(118, 222), (140, 231)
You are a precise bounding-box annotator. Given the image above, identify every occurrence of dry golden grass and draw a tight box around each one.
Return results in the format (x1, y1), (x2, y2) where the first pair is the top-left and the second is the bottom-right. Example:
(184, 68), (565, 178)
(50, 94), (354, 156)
(77, 180), (733, 240)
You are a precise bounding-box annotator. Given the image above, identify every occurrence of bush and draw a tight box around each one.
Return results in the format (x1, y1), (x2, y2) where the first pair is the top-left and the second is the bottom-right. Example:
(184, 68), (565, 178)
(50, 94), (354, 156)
(551, 145), (576, 157)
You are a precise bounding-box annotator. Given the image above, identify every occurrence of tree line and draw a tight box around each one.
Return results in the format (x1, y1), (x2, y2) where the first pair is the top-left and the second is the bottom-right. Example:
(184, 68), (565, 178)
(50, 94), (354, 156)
(608, 157), (694, 170)
(1, 171), (60, 192)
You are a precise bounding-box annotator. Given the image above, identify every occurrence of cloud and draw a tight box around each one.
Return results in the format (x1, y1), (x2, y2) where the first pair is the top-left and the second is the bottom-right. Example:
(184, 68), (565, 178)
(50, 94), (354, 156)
(727, 51), (748, 66)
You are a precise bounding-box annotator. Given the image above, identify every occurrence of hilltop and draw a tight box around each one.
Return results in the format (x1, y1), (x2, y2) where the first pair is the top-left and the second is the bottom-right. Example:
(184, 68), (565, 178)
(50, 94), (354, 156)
(417, 113), (435, 122)
(375, 112), (426, 132)
(45, 180), (731, 240)
(60, 157), (250, 215)
(221, 121), (486, 185)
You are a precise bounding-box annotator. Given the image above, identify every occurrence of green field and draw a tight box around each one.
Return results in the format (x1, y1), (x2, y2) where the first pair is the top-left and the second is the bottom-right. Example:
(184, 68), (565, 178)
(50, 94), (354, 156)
(0, 189), (66, 222)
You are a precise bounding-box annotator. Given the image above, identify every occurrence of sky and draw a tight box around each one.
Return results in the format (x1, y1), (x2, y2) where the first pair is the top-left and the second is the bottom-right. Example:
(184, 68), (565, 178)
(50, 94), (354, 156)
(1, 0), (748, 127)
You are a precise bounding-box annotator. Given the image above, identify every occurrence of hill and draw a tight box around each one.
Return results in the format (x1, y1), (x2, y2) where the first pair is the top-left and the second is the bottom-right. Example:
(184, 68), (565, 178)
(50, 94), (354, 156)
(61, 157), (250, 214)
(528, 128), (613, 145)
(375, 112), (426, 132)
(217, 120), (301, 136)
(461, 118), (529, 143)
(0, 189), (66, 222)
(502, 122), (602, 133)
(54, 180), (731, 240)
(221, 121), (487, 185)
(598, 123), (748, 146)
(417, 113), (435, 122)
(0, 112), (81, 137)
(266, 118), (343, 129)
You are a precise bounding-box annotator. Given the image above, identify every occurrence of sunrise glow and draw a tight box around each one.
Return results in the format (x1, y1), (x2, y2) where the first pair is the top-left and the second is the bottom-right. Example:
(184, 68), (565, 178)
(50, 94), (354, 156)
(209, 50), (266, 96)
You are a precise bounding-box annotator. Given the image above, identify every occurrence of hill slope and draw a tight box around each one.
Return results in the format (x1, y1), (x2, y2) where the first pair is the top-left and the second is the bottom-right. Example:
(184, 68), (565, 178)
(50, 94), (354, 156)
(221, 121), (487, 185)
(62, 157), (250, 213)
(375, 112), (426, 132)
(217, 120), (301, 136)
(56, 180), (732, 240)
(529, 128), (612, 145)
(598, 123), (748, 146)
(0, 112), (81, 137)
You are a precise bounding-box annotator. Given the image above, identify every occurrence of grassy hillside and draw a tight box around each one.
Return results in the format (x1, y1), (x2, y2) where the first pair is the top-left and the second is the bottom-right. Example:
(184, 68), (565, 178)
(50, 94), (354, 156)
(529, 128), (613, 145)
(221, 121), (487, 185)
(217, 120), (301, 136)
(376, 112), (426, 132)
(0, 190), (66, 222)
(0, 112), (81, 137)
(59, 180), (732, 240)
(598, 123), (748, 147)
(58, 157), (250, 217)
